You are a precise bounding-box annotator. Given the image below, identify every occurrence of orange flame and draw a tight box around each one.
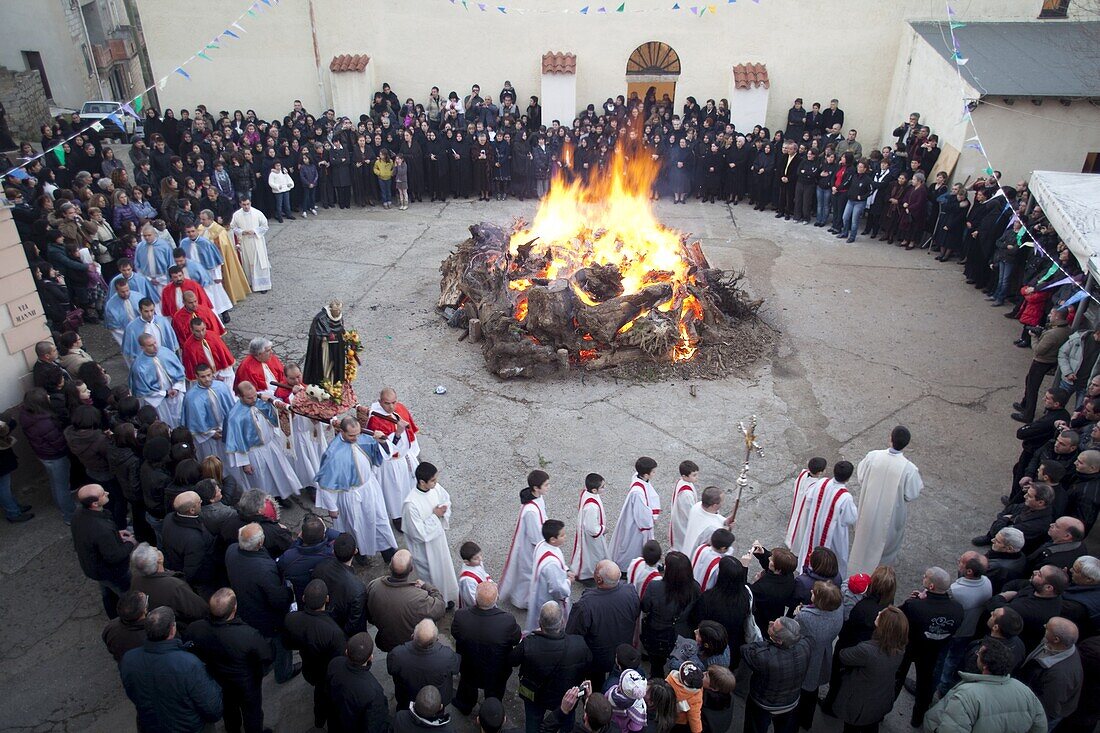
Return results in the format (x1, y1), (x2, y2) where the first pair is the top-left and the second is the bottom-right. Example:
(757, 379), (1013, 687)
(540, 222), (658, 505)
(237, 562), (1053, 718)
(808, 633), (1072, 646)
(514, 295), (528, 321)
(509, 141), (700, 360)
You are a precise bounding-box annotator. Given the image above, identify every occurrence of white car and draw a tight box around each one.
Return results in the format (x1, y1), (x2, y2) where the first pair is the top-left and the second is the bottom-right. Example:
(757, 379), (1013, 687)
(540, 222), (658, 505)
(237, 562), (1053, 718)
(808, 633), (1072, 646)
(77, 101), (142, 142)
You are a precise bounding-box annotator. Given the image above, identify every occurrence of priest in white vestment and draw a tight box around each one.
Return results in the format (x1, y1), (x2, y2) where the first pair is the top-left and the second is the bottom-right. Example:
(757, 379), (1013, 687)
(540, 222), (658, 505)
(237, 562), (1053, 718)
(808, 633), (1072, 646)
(788, 461), (859, 575)
(129, 334), (186, 428)
(314, 417), (398, 560)
(229, 198), (273, 292)
(848, 428), (923, 576)
(524, 520), (573, 633)
(784, 458), (828, 550)
(608, 459), (661, 568)
(678, 486), (732, 555)
(402, 462), (460, 606)
(668, 460), (699, 550)
(569, 474), (608, 582)
(498, 473), (550, 609)
(223, 381), (300, 500)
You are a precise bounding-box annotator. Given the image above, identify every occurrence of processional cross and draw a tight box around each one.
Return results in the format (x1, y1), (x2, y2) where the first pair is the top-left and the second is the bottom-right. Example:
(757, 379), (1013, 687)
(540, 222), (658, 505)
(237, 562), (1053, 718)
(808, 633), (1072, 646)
(731, 415), (765, 523)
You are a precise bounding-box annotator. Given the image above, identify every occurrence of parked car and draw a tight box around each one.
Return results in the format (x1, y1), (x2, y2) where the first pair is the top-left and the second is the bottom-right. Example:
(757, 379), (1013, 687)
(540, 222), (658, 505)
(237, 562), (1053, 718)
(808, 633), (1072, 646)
(78, 101), (142, 142)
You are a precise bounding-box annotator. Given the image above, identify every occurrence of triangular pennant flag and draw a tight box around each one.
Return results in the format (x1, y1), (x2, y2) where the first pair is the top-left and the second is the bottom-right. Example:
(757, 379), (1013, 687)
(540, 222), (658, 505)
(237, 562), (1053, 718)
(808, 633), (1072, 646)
(205, 42), (219, 50)
(120, 102), (138, 119)
(106, 113), (124, 129)
(672, 2), (679, 7)
(616, 2), (625, 9)
(580, 5), (589, 11)
(134, 95), (143, 114)
(984, 166), (995, 176)
(956, 56), (969, 65)
(197, 51), (212, 61)
(966, 135), (980, 142)
(707, 3), (715, 11)
(91, 121), (104, 132)
(175, 67), (191, 80)
(158, 76), (169, 90)
(597, 5), (606, 11)
(497, 4), (506, 10)
(247, 8), (256, 16)
(260, 0), (272, 5)
(223, 28), (240, 39)
(690, 5), (698, 13)
(51, 145), (65, 165)
(231, 21), (246, 33)
(949, 20), (966, 29)
(478, 3), (486, 9)
(947, 4), (956, 15)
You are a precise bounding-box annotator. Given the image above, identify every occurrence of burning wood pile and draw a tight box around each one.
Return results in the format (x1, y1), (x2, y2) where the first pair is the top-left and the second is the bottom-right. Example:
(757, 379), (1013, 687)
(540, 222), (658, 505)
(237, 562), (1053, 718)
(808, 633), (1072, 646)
(438, 145), (768, 379)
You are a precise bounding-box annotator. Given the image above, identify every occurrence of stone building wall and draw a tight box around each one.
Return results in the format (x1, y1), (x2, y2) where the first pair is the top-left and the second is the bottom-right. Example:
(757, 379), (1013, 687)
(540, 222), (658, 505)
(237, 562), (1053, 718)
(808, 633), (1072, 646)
(0, 67), (51, 141)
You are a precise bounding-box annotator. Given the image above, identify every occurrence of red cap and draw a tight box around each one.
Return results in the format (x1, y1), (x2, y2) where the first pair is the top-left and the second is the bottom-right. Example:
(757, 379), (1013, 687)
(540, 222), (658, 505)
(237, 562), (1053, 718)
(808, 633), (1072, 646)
(847, 573), (871, 595)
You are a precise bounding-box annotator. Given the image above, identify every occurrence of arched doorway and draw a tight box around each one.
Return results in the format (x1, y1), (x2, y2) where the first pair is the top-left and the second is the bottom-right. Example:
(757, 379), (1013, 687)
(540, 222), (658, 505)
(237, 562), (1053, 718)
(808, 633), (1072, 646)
(626, 41), (681, 108)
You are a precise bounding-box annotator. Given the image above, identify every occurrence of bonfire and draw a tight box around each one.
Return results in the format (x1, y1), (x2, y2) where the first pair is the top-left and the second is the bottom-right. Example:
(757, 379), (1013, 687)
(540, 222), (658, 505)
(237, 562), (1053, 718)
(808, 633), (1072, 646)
(439, 141), (768, 379)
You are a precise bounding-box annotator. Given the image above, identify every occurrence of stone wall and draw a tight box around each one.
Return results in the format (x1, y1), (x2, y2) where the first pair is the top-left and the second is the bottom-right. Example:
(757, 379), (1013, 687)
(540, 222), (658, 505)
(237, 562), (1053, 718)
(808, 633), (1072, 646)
(0, 67), (51, 141)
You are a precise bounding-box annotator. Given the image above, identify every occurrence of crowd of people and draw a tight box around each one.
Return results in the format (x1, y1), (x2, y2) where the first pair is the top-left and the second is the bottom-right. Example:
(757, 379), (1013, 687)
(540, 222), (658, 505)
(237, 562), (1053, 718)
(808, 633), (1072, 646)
(0, 82), (1097, 733)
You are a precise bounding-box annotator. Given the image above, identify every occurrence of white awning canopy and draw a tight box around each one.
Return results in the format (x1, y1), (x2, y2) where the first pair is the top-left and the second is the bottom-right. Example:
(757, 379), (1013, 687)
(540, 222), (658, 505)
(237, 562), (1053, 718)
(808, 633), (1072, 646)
(1029, 171), (1100, 279)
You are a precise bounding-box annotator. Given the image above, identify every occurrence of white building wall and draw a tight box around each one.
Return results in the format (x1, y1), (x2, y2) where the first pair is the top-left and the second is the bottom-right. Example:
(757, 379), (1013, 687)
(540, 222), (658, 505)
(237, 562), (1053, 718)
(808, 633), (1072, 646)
(134, 0), (1074, 147)
(966, 103), (1100, 184)
(0, 0), (100, 108)
(730, 85), (769, 135)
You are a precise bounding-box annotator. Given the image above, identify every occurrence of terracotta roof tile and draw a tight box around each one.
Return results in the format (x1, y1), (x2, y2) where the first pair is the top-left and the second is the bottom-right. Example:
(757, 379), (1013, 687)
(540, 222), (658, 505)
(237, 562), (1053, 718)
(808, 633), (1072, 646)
(329, 54), (370, 73)
(542, 52), (576, 75)
(732, 63), (769, 90)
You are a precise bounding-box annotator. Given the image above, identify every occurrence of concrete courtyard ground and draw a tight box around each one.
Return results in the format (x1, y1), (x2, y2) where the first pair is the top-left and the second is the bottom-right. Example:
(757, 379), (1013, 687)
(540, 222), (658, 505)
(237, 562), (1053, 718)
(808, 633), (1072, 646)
(0, 194), (1036, 732)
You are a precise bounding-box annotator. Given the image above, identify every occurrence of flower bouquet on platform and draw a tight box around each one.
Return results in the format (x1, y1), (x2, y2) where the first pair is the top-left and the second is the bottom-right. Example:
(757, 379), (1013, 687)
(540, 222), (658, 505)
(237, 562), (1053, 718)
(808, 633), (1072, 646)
(289, 379), (360, 424)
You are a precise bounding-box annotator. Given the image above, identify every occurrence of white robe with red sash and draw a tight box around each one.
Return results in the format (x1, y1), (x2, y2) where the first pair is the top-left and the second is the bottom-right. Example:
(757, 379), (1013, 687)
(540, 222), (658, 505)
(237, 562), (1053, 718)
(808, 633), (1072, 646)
(691, 543), (735, 591)
(498, 497), (547, 609)
(626, 557), (662, 599)
(784, 470), (825, 549)
(678, 502), (726, 556)
(609, 475), (661, 568)
(791, 479), (859, 576)
(524, 541), (572, 633)
(458, 563), (491, 609)
(569, 489), (607, 581)
(366, 401), (420, 520)
(668, 479), (697, 550)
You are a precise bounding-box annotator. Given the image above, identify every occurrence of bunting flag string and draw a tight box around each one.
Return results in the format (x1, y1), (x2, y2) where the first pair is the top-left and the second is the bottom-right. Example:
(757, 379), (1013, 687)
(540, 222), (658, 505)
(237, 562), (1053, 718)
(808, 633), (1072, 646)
(1, 0), (278, 180)
(433, 0), (768, 15)
(943, 1), (1100, 307)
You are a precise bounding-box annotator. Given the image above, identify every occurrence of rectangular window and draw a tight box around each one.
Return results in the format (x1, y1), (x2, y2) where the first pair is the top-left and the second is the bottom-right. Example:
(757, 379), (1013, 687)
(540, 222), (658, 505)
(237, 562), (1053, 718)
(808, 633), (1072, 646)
(1040, 0), (1070, 17)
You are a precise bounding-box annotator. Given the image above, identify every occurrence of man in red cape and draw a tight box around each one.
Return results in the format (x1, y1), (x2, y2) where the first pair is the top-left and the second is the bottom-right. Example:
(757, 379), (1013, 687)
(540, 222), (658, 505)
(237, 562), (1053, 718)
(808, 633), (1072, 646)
(161, 265), (213, 319)
(234, 337), (290, 400)
(365, 387), (421, 527)
(171, 290), (225, 344)
(181, 318), (236, 382)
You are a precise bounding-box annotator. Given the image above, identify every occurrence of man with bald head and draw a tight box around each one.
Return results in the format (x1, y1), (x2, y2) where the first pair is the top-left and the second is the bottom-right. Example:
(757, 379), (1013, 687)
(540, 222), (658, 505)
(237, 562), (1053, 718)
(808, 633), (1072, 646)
(1027, 516), (1089, 573)
(185, 588), (274, 733)
(987, 564), (1069, 651)
(284, 578), (347, 730)
(225, 522), (297, 682)
(365, 549), (446, 653)
(388, 618), (460, 711)
(567, 558), (641, 688)
(366, 386), (422, 527)
(71, 483), (135, 617)
(161, 490), (218, 595)
(452, 581), (522, 715)
(896, 567), (965, 728)
(1065, 450), (1100, 533)
(1017, 617), (1084, 729)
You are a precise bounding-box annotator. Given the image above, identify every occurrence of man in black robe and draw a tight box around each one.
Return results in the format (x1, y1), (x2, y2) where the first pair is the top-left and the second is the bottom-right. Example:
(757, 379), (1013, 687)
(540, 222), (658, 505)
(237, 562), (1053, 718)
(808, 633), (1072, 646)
(303, 300), (348, 386)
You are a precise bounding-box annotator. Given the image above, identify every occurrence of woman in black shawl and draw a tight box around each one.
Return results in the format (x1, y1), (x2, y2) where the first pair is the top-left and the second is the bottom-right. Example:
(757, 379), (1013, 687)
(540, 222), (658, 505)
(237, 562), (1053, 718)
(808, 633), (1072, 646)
(351, 134), (375, 207)
(669, 137), (692, 205)
(725, 135), (751, 205)
(329, 139), (352, 209)
(700, 141), (723, 204)
(449, 130), (471, 199)
(399, 130), (424, 203)
(470, 132), (494, 201)
(425, 130), (449, 202)
(510, 129), (532, 201)
(161, 109), (180, 152)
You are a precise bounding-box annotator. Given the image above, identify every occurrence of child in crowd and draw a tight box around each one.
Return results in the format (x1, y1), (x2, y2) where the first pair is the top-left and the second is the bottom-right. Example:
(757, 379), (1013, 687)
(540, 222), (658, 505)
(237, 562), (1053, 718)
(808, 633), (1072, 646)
(607, 669), (647, 733)
(570, 472), (607, 583)
(394, 153), (409, 211)
(626, 539), (663, 599)
(457, 540), (490, 609)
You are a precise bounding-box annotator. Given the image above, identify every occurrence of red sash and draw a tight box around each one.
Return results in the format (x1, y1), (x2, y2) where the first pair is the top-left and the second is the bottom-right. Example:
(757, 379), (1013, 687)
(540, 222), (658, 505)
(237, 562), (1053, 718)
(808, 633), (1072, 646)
(571, 491), (605, 572)
(498, 501), (546, 587)
(816, 486), (850, 549)
(669, 482), (695, 544)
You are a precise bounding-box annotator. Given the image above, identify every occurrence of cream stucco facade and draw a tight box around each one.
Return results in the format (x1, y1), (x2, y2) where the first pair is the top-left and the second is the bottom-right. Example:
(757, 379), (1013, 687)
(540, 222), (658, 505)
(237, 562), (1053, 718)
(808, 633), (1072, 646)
(134, 0), (1098, 179)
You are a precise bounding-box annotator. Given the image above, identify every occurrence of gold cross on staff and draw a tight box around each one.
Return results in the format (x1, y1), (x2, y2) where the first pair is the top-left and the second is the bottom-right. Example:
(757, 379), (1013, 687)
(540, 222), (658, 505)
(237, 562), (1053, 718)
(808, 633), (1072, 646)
(738, 415), (765, 458)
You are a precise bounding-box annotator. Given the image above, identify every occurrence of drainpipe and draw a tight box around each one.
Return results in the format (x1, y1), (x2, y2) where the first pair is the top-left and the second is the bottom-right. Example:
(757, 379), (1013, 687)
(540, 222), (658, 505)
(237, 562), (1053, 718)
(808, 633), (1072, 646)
(308, 0), (328, 110)
(74, 0), (107, 99)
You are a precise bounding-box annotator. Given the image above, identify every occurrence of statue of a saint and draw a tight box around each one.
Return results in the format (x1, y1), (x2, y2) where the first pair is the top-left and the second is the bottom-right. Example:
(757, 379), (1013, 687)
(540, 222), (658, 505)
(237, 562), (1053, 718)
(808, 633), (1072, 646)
(303, 300), (348, 386)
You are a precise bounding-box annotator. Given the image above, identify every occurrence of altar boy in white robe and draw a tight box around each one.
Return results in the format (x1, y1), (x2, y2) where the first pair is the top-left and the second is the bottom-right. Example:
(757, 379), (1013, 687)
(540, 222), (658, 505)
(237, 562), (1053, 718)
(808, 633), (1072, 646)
(284, 364), (332, 489)
(402, 462), (460, 608)
(788, 460), (858, 575)
(783, 457), (828, 550)
(569, 473), (607, 583)
(313, 415), (398, 562)
(668, 460), (699, 551)
(626, 540), (663, 599)
(457, 541), (491, 610)
(609, 457), (660, 568)
(498, 470), (549, 610)
(129, 333), (186, 427)
(223, 381), (300, 503)
(691, 528), (736, 591)
(524, 519), (573, 633)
